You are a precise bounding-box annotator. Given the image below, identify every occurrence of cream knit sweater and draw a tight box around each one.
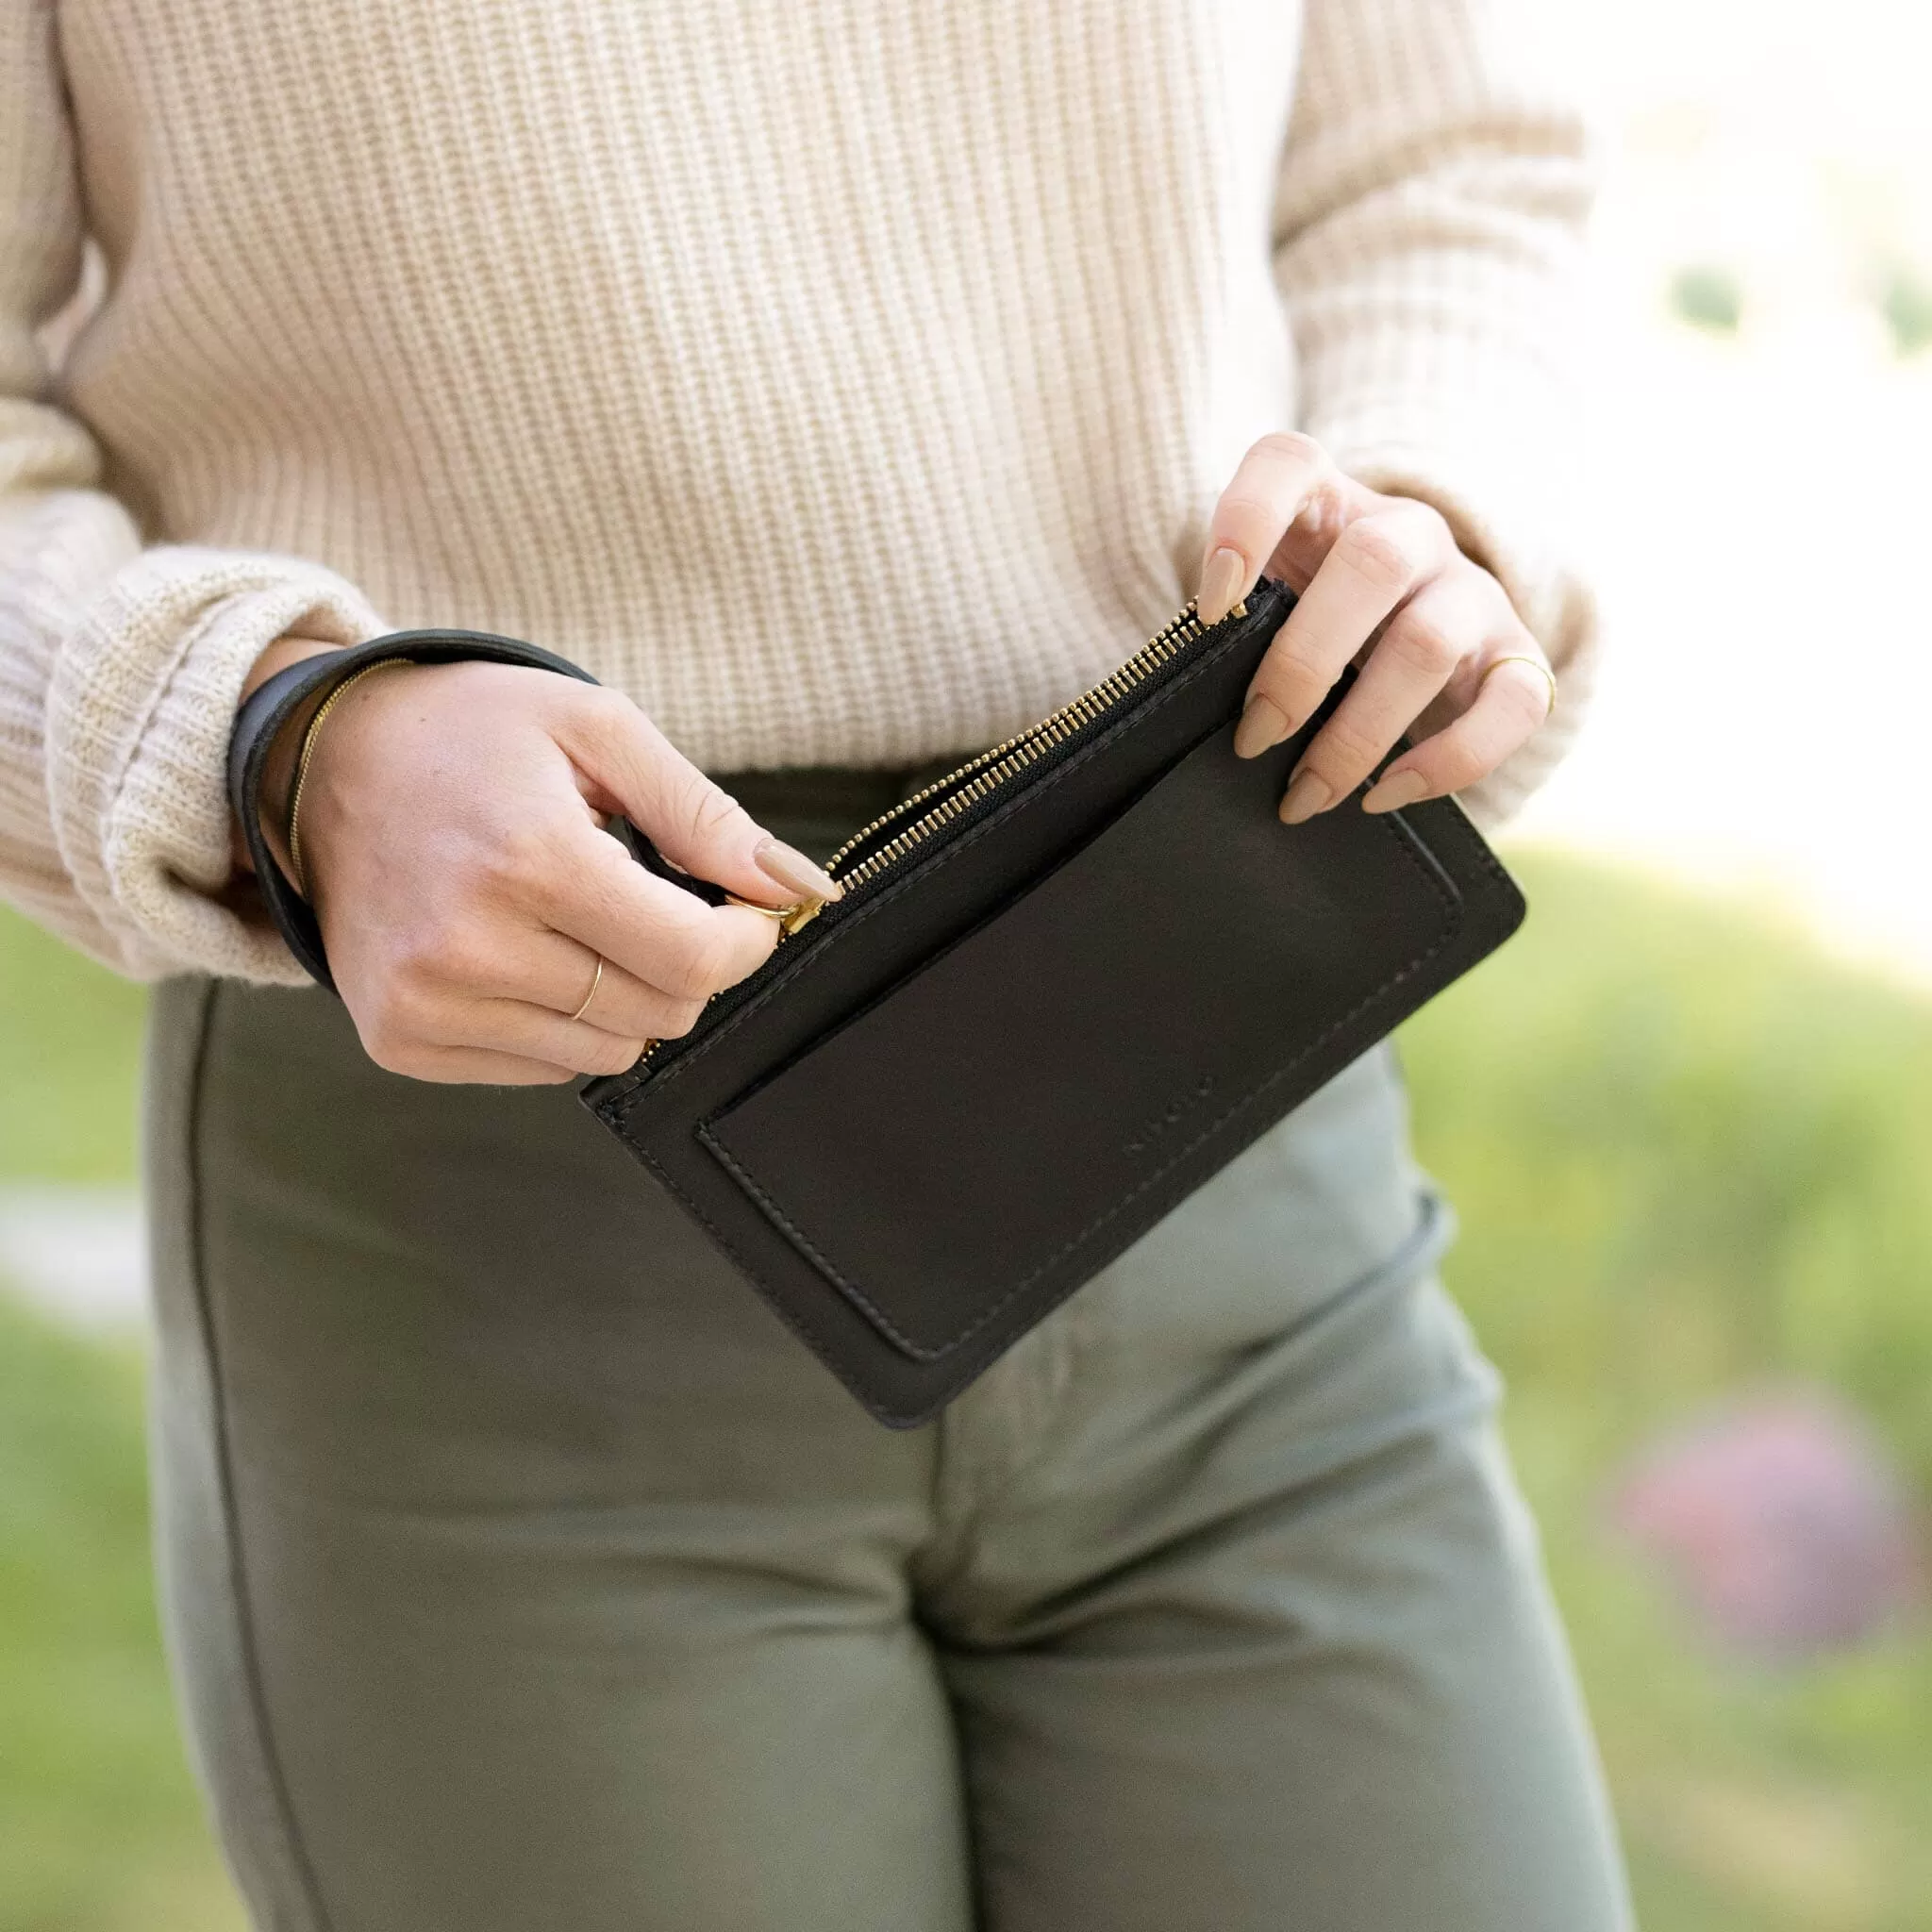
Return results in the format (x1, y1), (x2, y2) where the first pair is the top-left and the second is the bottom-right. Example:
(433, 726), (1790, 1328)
(1, 0), (1595, 985)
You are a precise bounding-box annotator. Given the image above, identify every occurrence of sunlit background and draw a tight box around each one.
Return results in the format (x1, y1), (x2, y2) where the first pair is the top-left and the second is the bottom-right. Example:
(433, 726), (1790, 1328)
(5, 3), (1932, 1927)
(1520, 0), (1932, 986)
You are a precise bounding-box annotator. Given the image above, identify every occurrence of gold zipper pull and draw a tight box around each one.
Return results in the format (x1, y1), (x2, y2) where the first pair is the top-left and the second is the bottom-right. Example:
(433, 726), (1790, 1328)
(724, 891), (826, 937)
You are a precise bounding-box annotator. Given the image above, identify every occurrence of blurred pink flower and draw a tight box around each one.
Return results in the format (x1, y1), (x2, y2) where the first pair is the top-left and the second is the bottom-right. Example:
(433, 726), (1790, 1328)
(1609, 1391), (1924, 1660)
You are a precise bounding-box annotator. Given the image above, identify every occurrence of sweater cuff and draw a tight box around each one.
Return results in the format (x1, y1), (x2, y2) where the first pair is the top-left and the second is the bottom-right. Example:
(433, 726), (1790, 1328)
(1320, 431), (1598, 831)
(45, 544), (387, 982)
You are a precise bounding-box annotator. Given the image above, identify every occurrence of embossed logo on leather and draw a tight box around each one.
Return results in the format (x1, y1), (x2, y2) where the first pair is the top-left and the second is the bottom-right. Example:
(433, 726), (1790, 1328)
(1123, 1074), (1216, 1158)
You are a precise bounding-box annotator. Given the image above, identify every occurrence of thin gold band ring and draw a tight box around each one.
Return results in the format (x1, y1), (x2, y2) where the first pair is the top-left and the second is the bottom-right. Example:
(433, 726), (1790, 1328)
(567, 954), (605, 1024)
(1480, 653), (1557, 720)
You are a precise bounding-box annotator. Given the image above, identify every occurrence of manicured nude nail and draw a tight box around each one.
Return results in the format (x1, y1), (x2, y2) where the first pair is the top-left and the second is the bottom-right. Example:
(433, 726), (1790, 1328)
(1278, 768), (1333, 824)
(1360, 769), (1429, 814)
(753, 837), (843, 902)
(1233, 692), (1290, 759)
(1197, 546), (1247, 625)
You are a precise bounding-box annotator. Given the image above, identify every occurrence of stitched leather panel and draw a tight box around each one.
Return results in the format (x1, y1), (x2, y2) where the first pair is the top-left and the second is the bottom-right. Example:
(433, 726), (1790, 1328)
(697, 721), (1462, 1361)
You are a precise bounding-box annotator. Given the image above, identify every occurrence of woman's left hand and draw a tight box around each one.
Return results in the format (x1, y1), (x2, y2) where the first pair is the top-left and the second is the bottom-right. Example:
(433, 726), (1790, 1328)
(1196, 432), (1556, 822)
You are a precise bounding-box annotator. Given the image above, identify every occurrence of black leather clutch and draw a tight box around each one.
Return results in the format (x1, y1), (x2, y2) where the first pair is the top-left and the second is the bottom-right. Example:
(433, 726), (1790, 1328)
(581, 576), (1525, 1426)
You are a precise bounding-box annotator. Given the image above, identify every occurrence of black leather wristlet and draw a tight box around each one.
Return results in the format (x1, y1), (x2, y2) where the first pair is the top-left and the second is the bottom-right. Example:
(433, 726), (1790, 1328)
(579, 576), (1529, 1428)
(226, 628), (599, 990)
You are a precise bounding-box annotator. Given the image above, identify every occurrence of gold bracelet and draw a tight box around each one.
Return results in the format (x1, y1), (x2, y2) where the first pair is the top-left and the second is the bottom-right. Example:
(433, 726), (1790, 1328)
(285, 659), (409, 896)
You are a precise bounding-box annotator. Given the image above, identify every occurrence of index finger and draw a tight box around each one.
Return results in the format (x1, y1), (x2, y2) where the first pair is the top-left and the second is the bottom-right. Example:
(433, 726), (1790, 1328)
(533, 819), (780, 1003)
(1197, 432), (1334, 623)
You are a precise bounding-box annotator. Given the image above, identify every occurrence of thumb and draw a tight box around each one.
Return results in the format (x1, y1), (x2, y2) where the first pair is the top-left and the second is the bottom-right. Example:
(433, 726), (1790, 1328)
(559, 688), (842, 908)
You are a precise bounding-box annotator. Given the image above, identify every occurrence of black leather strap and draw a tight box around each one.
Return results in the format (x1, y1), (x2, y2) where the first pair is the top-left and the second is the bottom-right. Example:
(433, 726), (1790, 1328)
(227, 628), (600, 990)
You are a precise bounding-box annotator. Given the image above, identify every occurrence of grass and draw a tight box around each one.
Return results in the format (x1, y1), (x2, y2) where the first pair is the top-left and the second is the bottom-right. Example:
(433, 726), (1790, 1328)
(1409, 851), (1932, 1486)
(1877, 260), (1932, 358)
(1404, 851), (1932, 1932)
(0, 909), (145, 1185)
(0, 915), (238, 1931)
(0, 1292), (244, 1932)
(1670, 263), (1745, 334)
(3, 852), (1931, 1929)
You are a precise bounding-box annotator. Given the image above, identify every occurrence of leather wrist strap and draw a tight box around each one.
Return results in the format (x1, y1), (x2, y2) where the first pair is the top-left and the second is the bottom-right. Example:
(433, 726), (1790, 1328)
(227, 628), (600, 991)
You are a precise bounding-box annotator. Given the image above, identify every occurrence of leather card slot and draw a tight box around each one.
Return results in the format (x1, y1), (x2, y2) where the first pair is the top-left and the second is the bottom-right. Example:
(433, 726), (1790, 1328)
(697, 724), (1464, 1363)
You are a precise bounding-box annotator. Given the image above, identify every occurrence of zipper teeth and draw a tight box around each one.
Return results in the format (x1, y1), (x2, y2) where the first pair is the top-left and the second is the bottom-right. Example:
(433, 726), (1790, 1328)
(624, 595), (1219, 1083)
(824, 599), (1208, 888)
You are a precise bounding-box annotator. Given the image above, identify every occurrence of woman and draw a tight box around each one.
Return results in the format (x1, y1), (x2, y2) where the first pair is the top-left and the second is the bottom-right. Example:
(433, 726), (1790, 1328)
(3, 1), (1629, 1926)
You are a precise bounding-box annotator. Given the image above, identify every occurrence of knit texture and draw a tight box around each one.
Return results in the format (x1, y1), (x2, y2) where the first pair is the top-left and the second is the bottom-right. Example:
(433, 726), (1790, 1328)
(2, 0), (1595, 983)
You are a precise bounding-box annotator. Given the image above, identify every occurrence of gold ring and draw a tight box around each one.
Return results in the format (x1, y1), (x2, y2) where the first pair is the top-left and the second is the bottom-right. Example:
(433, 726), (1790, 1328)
(1480, 653), (1557, 720)
(567, 954), (605, 1024)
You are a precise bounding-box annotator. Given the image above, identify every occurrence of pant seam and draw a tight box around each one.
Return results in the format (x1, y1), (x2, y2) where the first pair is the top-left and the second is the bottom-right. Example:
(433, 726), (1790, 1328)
(184, 980), (340, 1932)
(911, 1188), (1457, 1615)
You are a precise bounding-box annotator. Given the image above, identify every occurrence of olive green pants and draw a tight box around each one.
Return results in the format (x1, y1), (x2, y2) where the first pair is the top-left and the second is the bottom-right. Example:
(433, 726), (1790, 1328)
(143, 773), (1632, 1932)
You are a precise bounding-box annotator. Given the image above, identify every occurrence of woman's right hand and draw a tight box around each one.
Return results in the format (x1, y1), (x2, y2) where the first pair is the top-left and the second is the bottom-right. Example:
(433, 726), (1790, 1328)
(243, 650), (840, 1085)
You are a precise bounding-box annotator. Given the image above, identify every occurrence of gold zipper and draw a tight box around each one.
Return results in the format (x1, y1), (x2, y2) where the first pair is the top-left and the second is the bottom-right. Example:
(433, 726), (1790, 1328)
(803, 592), (1244, 914)
(625, 591), (1247, 1074)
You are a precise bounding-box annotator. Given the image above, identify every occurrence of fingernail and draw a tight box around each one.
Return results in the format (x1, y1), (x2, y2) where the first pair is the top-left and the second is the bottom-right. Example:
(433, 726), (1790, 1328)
(1197, 546), (1248, 625)
(1360, 769), (1430, 815)
(1233, 692), (1290, 759)
(753, 837), (843, 902)
(1278, 768), (1332, 824)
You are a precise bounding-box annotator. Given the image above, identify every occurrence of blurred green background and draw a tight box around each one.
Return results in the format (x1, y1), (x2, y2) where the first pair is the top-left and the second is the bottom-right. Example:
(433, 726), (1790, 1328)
(5, 852), (1931, 1932)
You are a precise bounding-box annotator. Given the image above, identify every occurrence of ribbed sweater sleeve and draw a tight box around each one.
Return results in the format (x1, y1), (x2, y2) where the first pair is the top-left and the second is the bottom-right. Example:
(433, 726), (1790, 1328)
(2, 0), (1599, 984)
(0, 0), (380, 982)
(1274, 0), (1598, 825)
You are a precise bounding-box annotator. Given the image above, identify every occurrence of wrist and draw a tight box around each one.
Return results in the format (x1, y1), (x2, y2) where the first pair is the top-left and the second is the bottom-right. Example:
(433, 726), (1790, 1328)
(231, 635), (346, 873)
(284, 658), (424, 901)
(227, 627), (604, 990)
